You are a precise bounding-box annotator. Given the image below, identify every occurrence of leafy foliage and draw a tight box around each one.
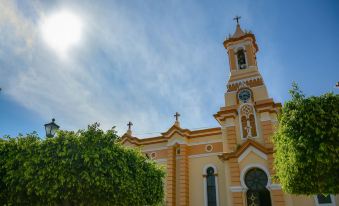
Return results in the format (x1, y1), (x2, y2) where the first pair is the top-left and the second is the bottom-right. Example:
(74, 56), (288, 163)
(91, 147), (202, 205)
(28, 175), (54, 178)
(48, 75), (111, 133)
(0, 123), (165, 205)
(273, 83), (339, 195)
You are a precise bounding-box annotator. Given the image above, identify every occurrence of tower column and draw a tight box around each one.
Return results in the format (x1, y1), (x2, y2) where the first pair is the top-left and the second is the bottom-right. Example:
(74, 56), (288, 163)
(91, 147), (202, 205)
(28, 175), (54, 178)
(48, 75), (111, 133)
(166, 146), (176, 206)
(178, 144), (189, 206)
(229, 158), (244, 206)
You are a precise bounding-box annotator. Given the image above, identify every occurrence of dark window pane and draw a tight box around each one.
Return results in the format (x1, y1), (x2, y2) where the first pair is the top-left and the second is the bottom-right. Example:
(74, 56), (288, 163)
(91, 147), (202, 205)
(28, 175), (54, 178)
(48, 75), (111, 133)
(317, 194), (332, 204)
(245, 168), (268, 190)
(206, 167), (217, 206)
(245, 168), (271, 206)
(237, 50), (247, 69)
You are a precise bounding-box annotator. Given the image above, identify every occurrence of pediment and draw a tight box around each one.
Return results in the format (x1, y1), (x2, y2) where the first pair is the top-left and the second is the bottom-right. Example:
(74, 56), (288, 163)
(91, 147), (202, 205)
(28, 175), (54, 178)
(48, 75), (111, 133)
(121, 134), (140, 146)
(219, 139), (272, 161)
(166, 131), (188, 146)
(237, 145), (267, 163)
(161, 124), (190, 139)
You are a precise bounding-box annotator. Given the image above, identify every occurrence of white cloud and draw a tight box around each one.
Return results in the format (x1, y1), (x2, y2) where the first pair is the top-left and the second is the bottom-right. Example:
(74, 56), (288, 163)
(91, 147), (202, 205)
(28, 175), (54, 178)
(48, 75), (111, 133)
(1, 0), (260, 137)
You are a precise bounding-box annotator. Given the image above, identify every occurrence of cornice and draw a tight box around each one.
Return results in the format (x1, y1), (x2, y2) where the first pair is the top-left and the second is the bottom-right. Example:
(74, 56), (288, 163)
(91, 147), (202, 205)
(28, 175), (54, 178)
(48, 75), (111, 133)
(227, 75), (264, 92)
(214, 105), (238, 123)
(223, 33), (259, 52)
(121, 126), (222, 146)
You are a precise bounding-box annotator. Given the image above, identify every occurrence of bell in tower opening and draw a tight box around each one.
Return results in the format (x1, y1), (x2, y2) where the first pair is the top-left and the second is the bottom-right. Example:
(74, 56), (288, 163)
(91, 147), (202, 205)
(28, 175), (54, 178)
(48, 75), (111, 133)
(237, 49), (247, 69)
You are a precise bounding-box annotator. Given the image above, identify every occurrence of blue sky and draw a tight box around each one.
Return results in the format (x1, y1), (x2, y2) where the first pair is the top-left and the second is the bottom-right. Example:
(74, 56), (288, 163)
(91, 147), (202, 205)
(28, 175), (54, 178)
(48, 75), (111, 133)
(0, 0), (338, 138)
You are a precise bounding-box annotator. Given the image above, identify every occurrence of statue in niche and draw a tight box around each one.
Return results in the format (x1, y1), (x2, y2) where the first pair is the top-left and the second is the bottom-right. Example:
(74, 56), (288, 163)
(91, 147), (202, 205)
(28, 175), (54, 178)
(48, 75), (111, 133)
(240, 104), (257, 138)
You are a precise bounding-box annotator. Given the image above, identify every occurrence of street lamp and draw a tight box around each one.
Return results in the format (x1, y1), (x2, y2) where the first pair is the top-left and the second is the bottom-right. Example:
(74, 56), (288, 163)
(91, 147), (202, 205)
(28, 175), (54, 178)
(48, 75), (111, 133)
(44, 118), (60, 137)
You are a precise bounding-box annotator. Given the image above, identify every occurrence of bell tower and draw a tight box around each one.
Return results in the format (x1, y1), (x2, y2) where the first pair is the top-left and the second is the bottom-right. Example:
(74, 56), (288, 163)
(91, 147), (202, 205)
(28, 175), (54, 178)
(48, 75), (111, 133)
(214, 17), (281, 152)
(223, 17), (263, 92)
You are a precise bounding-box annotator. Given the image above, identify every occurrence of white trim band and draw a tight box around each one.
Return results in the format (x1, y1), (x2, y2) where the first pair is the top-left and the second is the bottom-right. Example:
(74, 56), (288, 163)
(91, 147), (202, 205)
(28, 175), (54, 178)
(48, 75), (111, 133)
(189, 152), (223, 159)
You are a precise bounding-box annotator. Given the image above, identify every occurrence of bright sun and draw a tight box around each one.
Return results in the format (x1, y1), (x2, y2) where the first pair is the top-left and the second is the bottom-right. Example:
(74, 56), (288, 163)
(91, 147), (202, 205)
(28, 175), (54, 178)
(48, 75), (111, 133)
(41, 10), (83, 56)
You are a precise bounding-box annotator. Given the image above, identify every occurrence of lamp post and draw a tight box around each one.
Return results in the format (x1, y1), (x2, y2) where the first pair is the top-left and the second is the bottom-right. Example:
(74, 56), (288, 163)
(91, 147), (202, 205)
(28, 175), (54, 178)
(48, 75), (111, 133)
(44, 118), (60, 137)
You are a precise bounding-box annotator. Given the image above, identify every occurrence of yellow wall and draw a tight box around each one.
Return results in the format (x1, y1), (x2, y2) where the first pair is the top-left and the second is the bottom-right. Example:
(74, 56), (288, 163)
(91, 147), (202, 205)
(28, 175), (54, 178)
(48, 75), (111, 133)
(189, 155), (226, 206)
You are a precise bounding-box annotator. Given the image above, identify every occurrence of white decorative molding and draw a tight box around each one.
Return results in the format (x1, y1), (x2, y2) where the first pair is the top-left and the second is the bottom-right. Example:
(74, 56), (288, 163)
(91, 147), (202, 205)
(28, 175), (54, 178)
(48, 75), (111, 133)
(238, 103), (259, 140)
(188, 140), (222, 146)
(260, 112), (271, 122)
(189, 152), (223, 159)
(176, 156), (183, 160)
(229, 186), (245, 192)
(142, 146), (168, 152)
(225, 118), (235, 127)
(228, 40), (251, 50)
(248, 65), (257, 69)
(227, 75), (262, 87)
(155, 158), (167, 163)
(269, 184), (281, 190)
(226, 85), (265, 94)
(202, 164), (218, 174)
(237, 146), (268, 163)
(203, 164), (220, 206)
(166, 136), (187, 146)
(271, 118), (278, 123)
(238, 82), (250, 90)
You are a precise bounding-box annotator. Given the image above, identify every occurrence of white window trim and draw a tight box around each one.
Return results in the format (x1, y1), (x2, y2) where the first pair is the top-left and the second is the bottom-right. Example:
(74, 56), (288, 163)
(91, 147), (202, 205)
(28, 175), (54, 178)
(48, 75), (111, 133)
(314, 194), (336, 206)
(203, 164), (220, 206)
(189, 152), (223, 159)
(188, 140), (222, 146)
(238, 103), (259, 140)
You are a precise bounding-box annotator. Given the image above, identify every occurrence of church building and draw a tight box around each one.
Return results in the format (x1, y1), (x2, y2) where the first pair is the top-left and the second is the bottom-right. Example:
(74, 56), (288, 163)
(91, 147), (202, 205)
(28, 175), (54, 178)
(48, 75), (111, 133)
(121, 19), (338, 206)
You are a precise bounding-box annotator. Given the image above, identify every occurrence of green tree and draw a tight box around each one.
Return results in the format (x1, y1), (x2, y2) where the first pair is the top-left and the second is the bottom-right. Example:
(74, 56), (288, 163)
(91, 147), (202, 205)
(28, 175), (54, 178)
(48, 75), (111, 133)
(0, 123), (165, 206)
(273, 83), (339, 195)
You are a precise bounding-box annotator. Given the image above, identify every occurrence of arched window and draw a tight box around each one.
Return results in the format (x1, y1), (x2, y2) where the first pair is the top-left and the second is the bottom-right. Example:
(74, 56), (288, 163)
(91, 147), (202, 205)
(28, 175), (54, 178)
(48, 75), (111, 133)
(239, 104), (257, 138)
(203, 165), (219, 206)
(206, 167), (217, 206)
(245, 168), (271, 206)
(237, 49), (247, 69)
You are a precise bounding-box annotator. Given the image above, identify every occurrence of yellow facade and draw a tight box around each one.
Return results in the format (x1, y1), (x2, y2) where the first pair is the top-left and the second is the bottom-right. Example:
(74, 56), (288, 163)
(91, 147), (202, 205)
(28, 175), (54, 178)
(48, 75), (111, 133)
(121, 22), (338, 206)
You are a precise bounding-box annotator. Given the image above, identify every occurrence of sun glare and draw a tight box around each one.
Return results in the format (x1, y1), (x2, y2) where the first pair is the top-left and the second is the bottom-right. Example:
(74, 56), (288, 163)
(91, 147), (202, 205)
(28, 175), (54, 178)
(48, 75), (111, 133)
(41, 10), (83, 56)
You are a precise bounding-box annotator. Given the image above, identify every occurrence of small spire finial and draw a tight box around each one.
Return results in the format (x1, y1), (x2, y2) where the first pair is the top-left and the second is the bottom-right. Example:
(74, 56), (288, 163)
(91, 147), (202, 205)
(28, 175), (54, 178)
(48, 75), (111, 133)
(233, 15), (241, 24)
(174, 112), (181, 127)
(174, 112), (180, 121)
(127, 121), (133, 130)
(127, 121), (133, 135)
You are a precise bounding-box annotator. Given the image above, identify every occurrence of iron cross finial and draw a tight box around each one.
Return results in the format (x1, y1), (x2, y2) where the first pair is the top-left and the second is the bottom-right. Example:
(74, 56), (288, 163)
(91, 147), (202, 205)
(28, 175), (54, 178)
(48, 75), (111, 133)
(127, 121), (133, 130)
(174, 112), (180, 121)
(233, 15), (241, 24)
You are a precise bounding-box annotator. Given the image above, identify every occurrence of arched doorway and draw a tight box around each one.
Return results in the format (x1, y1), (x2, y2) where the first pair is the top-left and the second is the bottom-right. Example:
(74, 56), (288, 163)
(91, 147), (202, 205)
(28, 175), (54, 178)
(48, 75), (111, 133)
(245, 168), (272, 206)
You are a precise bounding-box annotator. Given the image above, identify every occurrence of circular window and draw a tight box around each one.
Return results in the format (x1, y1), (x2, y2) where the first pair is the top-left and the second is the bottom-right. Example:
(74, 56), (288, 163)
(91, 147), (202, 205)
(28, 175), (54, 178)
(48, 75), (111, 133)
(150, 152), (156, 159)
(238, 89), (251, 103)
(245, 168), (268, 190)
(205, 144), (213, 152)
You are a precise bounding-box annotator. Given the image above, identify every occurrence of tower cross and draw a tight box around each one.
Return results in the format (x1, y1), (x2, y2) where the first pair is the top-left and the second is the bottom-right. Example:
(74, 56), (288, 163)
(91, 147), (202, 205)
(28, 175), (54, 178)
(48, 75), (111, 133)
(127, 121), (133, 130)
(174, 112), (180, 121)
(233, 15), (241, 24)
